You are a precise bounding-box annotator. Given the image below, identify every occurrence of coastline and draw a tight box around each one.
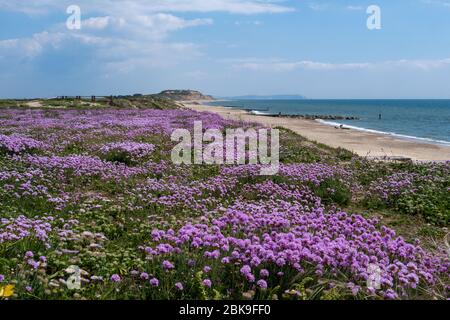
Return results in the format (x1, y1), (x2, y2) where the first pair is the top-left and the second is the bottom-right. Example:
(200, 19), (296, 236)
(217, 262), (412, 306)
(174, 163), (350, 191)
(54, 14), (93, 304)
(182, 101), (450, 162)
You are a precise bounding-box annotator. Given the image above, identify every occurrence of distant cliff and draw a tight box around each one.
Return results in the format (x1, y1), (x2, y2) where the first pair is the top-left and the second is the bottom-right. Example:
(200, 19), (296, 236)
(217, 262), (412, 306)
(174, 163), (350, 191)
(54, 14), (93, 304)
(157, 90), (215, 101)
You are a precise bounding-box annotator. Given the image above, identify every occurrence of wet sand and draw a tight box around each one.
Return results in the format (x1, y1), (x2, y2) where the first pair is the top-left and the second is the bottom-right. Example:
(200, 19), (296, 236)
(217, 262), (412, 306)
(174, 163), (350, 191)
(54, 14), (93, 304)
(183, 102), (450, 162)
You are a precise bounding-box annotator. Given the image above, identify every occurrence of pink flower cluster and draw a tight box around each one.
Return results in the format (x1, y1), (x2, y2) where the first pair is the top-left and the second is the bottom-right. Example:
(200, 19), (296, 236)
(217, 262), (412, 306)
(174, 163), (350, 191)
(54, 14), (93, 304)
(99, 142), (155, 159)
(0, 134), (44, 154)
(369, 172), (418, 201)
(25, 155), (148, 180)
(222, 163), (351, 186)
(0, 108), (239, 142)
(143, 201), (449, 299)
(0, 215), (53, 244)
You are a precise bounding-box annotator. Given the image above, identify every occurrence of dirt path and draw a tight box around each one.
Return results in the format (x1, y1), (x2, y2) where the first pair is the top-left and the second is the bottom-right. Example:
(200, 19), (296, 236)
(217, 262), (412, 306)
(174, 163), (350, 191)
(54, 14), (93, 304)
(26, 101), (43, 108)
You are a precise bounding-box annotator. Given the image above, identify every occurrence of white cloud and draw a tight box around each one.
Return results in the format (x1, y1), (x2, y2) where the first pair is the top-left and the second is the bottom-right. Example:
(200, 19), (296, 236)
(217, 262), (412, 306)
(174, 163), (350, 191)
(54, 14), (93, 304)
(385, 58), (450, 70)
(101, 41), (203, 76)
(232, 58), (450, 72)
(0, 0), (58, 15)
(0, 0), (294, 15)
(346, 5), (364, 11)
(421, 0), (450, 8)
(77, 13), (213, 40)
(309, 3), (329, 11)
(134, 14), (213, 39)
(0, 10), (213, 64)
(146, 0), (294, 14)
(0, 0), (289, 74)
(233, 59), (370, 71)
(82, 17), (114, 30)
(0, 0), (293, 74)
(235, 20), (263, 26)
(0, 31), (66, 58)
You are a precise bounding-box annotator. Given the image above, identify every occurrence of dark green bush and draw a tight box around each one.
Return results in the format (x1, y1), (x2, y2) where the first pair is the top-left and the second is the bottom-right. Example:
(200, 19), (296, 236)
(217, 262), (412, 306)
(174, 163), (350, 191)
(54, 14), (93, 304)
(396, 188), (450, 226)
(314, 178), (352, 206)
(104, 150), (134, 166)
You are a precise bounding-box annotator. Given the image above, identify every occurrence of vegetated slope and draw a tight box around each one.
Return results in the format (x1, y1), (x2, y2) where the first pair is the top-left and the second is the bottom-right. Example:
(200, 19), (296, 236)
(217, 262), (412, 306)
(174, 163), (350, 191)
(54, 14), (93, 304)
(155, 90), (215, 101)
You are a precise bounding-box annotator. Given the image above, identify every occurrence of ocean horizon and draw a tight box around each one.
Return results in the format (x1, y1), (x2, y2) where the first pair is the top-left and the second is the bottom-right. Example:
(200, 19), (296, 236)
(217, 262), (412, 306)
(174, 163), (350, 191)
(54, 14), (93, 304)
(207, 99), (450, 146)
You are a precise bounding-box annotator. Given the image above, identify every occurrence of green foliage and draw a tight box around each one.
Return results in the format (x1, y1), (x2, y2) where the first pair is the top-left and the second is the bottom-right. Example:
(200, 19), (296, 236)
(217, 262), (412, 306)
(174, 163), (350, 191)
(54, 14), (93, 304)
(314, 178), (352, 206)
(358, 161), (449, 226)
(335, 148), (354, 161)
(278, 128), (354, 164)
(395, 187), (450, 226)
(62, 142), (86, 155)
(0, 100), (19, 108)
(104, 150), (134, 166)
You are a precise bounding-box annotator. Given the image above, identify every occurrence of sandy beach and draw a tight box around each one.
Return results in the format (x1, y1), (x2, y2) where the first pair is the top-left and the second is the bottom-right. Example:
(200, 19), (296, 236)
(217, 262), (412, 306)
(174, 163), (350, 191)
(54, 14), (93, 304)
(183, 102), (450, 162)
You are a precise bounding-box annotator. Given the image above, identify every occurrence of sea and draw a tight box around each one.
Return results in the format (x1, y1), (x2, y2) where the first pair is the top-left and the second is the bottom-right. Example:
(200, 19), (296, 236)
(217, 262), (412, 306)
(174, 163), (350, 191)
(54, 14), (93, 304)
(207, 99), (450, 146)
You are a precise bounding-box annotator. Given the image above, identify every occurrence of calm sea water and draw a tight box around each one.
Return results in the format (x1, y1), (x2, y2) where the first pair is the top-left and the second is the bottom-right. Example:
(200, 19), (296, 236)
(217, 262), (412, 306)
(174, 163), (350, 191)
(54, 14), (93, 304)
(207, 100), (450, 146)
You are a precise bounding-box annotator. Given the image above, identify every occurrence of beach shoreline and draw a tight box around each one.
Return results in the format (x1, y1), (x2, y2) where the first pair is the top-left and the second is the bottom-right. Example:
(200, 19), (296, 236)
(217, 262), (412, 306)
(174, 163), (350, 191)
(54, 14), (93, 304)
(182, 101), (450, 162)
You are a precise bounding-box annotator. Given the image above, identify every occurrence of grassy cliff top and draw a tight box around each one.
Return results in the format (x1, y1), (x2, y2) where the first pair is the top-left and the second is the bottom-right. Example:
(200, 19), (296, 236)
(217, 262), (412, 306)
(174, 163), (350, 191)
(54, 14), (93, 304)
(0, 89), (216, 109)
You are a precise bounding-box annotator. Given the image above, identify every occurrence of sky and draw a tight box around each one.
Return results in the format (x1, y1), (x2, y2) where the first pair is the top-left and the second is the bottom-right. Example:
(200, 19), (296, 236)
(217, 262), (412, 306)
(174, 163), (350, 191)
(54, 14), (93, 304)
(1, 0), (450, 99)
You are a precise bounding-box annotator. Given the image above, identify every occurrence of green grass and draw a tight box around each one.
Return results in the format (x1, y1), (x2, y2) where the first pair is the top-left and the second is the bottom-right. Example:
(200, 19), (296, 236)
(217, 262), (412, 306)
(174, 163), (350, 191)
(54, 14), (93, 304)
(0, 100), (19, 108)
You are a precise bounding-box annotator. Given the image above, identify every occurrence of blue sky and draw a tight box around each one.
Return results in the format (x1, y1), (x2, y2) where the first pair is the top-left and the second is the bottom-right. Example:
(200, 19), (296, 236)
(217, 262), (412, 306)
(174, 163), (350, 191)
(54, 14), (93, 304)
(1, 0), (450, 98)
